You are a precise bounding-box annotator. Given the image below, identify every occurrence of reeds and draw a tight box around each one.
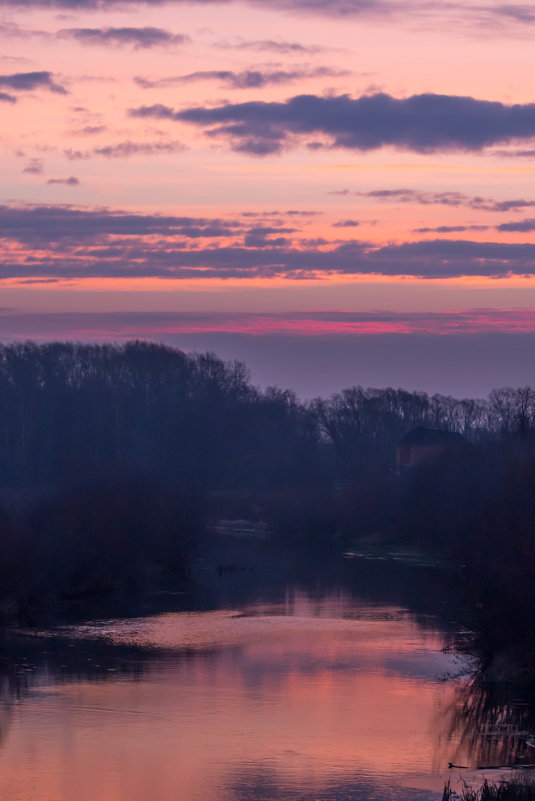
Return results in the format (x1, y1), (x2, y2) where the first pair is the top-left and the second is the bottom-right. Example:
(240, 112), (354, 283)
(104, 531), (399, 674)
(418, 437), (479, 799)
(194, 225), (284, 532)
(443, 778), (535, 800)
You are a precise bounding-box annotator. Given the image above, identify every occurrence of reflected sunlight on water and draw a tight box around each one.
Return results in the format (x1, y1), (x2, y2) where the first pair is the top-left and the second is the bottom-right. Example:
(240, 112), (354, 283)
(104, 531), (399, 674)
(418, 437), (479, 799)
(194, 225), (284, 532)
(0, 581), (469, 801)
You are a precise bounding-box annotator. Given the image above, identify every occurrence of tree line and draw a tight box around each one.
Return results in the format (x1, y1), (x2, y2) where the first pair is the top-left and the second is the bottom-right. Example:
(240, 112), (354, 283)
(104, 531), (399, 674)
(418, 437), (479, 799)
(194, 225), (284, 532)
(0, 340), (535, 620)
(0, 340), (534, 491)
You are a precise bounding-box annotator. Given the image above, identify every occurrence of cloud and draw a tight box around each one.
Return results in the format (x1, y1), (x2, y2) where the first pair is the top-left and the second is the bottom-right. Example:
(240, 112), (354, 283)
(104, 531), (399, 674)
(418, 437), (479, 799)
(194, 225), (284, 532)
(413, 225), (490, 233)
(58, 26), (188, 49)
(0, 0), (385, 13)
(0, 22), (30, 38)
(254, 0), (392, 16)
(285, 210), (321, 216)
(497, 218), (535, 232)
(489, 4), (535, 23)
(47, 176), (80, 185)
(3, 0), (535, 46)
(22, 158), (44, 174)
(1, 202), (535, 283)
(129, 92), (535, 156)
(492, 148), (535, 158)
(3, 204), (535, 281)
(134, 67), (345, 90)
(0, 0), (427, 19)
(0, 204), (244, 244)
(0, 70), (66, 94)
(240, 209), (323, 225)
(72, 125), (108, 136)
(64, 140), (185, 159)
(333, 219), (360, 227)
(0, 0), (528, 34)
(243, 225), (297, 246)
(347, 187), (535, 213)
(0, 91), (16, 103)
(214, 38), (327, 54)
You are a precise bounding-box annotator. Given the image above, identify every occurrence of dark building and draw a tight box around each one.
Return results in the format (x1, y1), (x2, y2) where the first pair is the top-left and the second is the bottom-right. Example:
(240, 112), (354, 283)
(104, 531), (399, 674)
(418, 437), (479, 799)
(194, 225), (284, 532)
(396, 426), (465, 471)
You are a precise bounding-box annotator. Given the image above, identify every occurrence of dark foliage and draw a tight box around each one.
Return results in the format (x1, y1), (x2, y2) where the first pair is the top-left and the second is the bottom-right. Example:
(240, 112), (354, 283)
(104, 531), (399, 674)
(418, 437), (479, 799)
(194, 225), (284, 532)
(0, 476), (201, 615)
(0, 340), (534, 621)
(0, 341), (324, 494)
(1, 341), (532, 494)
(399, 438), (535, 675)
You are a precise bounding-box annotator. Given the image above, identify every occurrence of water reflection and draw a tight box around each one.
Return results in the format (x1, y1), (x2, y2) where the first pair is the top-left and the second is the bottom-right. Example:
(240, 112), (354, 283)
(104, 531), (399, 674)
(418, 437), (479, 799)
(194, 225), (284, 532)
(0, 557), (502, 801)
(442, 675), (535, 771)
(228, 764), (437, 801)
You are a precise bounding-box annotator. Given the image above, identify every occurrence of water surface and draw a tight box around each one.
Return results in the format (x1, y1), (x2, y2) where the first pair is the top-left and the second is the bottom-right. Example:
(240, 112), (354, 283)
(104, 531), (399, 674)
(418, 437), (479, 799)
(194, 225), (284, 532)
(0, 553), (476, 801)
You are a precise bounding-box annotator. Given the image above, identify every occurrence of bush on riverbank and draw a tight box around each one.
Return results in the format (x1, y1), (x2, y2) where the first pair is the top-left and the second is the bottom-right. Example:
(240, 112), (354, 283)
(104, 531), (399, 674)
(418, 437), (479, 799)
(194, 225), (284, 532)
(0, 476), (202, 618)
(399, 438), (535, 677)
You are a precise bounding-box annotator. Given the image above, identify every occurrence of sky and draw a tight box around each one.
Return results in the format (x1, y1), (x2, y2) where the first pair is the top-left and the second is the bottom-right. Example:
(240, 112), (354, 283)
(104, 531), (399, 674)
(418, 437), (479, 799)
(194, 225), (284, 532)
(1, 0), (535, 398)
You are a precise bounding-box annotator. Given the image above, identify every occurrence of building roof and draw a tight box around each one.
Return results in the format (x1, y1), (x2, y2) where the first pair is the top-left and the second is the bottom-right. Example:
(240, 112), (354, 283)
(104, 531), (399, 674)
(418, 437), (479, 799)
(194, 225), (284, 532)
(398, 426), (465, 448)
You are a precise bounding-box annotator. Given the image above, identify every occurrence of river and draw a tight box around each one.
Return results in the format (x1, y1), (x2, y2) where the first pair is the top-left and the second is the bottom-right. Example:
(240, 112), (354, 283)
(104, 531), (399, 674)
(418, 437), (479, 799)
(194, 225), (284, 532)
(0, 540), (517, 801)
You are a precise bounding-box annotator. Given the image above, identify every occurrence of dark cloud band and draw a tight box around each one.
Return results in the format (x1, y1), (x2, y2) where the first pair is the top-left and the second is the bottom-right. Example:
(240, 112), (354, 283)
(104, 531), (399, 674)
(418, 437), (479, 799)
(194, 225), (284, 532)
(2, 0), (534, 27)
(129, 92), (535, 155)
(2, 204), (535, 281)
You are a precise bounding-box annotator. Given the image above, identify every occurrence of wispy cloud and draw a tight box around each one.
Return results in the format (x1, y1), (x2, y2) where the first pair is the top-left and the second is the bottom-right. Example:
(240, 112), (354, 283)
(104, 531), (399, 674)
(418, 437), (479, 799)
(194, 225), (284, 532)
(335, 187), (535, 213)
(22, 158), (44, 174)
(214, 38), (328, 54)
(487, 4), (535, 24)
(491, 148), (535, 158)
(58, 26), (188, 49)
(47, 176), (80, 185)
(333, 219), (360, 227)
(64, 140), (185, 159)
(135, 66), (346, 90)
(3, 0), (535, 39)
(71, 125), (108, 136)
(497, 218), (535, 232)
(1, 307), (534, 338)
(413, 225), (490, 233)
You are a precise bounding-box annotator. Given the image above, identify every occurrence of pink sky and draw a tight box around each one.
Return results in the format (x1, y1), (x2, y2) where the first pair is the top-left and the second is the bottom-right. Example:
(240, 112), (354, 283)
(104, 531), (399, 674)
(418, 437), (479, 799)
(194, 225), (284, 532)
(2, 0), (535, 395)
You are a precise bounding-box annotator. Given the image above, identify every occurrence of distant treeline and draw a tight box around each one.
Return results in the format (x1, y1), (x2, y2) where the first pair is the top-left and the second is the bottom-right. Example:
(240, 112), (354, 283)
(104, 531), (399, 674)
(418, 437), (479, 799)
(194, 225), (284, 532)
(0, 341), (319, 493)
(0, 340), (534, 492)
(1, 341), (535, 626)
